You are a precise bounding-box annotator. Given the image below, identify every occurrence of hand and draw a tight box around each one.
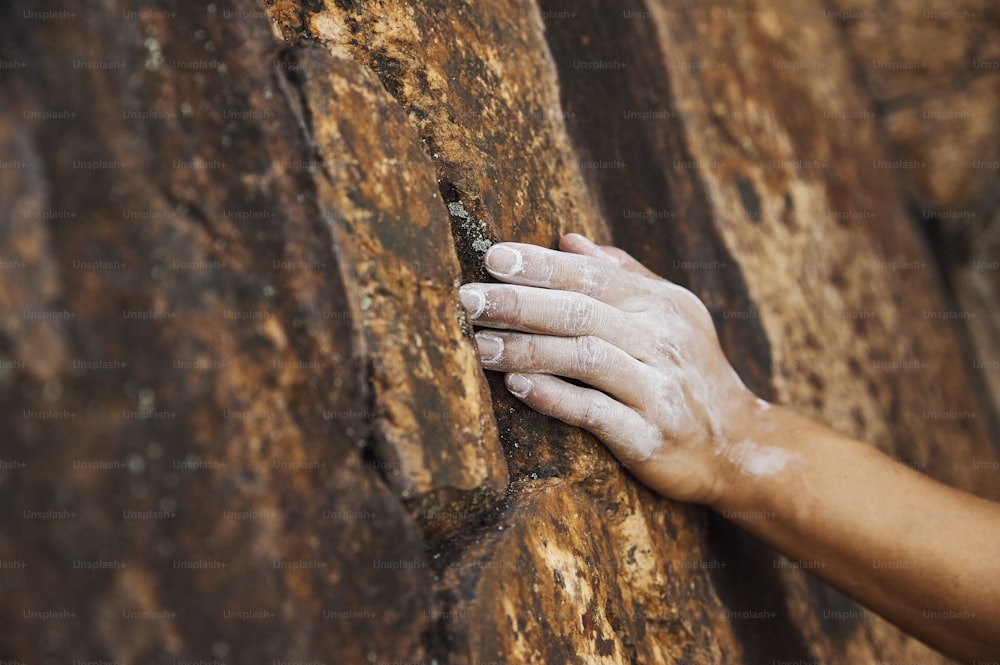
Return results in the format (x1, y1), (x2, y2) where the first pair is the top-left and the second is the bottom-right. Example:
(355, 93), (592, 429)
(459, 233), (762, 505)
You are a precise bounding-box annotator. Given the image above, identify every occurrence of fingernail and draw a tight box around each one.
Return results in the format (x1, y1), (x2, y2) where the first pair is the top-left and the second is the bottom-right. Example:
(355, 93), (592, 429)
(475, 332), (503, 364)
(459, 285), (486, 319)
(485, 245), (522, 277)
(506, 373), (532, 399)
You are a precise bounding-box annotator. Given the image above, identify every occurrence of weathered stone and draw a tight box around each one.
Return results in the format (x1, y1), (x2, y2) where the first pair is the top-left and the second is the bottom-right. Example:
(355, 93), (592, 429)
(1, 0), (997, 663)
(0, 1), (430, 661)
(289, 45), (509, 529)
(827, 0), (1000, 217)
(827, 0), (1000, 449)
(536, 2), (999, 662)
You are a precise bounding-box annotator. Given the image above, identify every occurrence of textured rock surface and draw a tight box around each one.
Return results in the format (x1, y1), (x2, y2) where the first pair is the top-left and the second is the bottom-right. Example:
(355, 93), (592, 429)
(0, 2), (432, 662)
(0, 1), (997, 664)
(827, 0), (1000, 424)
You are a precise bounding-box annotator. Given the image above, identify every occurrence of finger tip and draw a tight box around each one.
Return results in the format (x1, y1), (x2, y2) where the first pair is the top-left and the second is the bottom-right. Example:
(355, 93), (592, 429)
(458, 284), (486, 319)
(484, 243), (523, 277)
(561, 233), (617, 264)
(505, 373), (532, 399)
(560, 232), (590, 249)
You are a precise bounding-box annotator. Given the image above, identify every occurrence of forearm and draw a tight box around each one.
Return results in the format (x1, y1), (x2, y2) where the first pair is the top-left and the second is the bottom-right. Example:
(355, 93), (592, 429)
(712, 405), (1000, 662)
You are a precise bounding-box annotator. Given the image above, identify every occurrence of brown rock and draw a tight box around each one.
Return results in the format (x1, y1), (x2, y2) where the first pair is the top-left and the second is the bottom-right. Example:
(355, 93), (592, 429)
(1, 1), (429, 661)
(828, 0), (1000, 443)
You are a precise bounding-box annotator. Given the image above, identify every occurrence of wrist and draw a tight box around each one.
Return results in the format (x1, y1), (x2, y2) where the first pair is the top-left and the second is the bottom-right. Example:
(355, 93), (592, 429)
(706, 399), (808, 514)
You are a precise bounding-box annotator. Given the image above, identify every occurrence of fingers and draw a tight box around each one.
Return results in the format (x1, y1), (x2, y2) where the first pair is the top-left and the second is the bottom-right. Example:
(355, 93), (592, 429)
(559, 233), (665, 281)
(461, 235), (693, 369)
(460, 283), (630, 339)
(558, 233), (619, 263)
(504, 373), (659, 464)
(475, 331), (655, 408)
(482, 241), (657, 308)
(459, 282), (674, 365)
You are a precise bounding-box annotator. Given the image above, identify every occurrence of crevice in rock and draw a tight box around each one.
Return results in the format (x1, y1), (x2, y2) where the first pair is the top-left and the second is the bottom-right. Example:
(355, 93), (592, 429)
(536, 0), (776, 400)
(266, 40), (410, 497)
(274, 45), (330, 181)
(909, 199), (1000, 448)
(436, 175), (500, 285)
(536, 0), (813, 660)
(301, 6), (495, 288)
(358, 356), (394, 487)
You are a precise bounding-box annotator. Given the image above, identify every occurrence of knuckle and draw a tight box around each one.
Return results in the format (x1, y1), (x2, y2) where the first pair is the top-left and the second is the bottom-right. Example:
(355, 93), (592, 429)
(556, 296), (602, 335)
(575, 335), (610, 374)
(660, 293), (683, 319)
(522, 334), (546, 370)
(502, 286), (524, 320)
(648, 283), (710, 324)
(581, 395), (608, 429)
(674, 285), (711, 318)
(652, 330), (683, 365)
(575, 260), (607, 296)
(642, 281), (681, 318)
(531, 252), (557, 283)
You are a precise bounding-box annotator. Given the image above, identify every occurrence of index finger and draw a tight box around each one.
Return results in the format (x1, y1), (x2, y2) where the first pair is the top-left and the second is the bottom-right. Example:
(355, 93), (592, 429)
(483, 242), (659, 309)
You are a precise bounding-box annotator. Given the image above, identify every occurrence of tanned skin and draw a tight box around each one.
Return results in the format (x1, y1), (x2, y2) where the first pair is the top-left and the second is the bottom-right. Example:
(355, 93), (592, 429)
(458, 233), (1000, 663)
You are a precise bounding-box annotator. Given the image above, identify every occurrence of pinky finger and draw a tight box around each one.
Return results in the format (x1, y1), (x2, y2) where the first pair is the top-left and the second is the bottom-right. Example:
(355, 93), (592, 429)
(559, 232), (618, 264)
(596, 245), (663, 281)
(559, 233), (663, 282)
(505, 373), (657, 465)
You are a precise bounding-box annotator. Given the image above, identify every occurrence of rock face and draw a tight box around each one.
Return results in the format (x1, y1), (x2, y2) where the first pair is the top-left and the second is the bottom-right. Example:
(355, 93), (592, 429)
(0, 1), (996, 664)
(826, 0), (1000, 427)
